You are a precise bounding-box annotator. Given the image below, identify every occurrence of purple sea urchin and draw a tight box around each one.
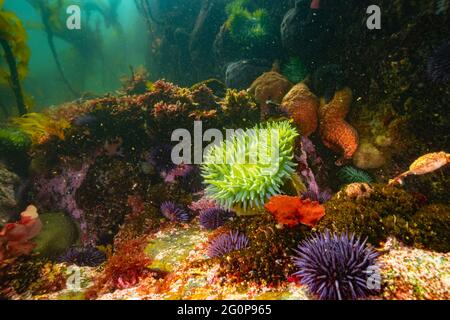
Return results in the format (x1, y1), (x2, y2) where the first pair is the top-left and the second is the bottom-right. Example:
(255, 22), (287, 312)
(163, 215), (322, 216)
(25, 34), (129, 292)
(427, 41), (450, 84)
(199, 208), (234, 230)
(57, 247), (107, 267)
(292, 231), (380, 300)
(207, 230), (249, 258)
(160, 201), (190, 222)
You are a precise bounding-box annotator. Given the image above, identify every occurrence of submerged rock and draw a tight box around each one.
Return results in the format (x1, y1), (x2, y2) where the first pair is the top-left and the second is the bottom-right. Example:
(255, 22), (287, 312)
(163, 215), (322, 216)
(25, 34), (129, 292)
(280, 1), (332, 64)
(225, 59), (272, 90)
(0, 163), (20, 225)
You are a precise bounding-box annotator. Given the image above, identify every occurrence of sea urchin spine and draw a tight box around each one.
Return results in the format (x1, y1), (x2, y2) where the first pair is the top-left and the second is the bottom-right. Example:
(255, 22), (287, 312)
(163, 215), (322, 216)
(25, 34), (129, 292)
(207, 230), (249, 258)
(292, 231), (380, 300)
(199, 208), (234, 230)
(160, 201), (190, 222)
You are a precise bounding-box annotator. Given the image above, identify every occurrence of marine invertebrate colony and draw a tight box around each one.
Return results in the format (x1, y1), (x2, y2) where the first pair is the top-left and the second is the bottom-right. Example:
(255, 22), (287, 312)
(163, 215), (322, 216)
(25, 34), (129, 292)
(318, 87), (359, 165)
(248, 71), (293, 119)
(427, 41), (450, 84)
(292, 232), (380, 300)
(207, 230), (249, 258)
(202, 120), (299, 211)
(281, 82), (319, 137)
(264, 195), (325, 227)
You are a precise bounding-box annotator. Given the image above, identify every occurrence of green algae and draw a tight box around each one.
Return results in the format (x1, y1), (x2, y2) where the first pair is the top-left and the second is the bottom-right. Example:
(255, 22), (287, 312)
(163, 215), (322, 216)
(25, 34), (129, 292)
(145, 224), (208, 273)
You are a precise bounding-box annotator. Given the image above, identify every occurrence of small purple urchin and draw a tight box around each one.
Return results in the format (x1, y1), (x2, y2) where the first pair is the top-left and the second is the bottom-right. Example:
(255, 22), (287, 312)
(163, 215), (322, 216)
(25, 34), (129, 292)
(292, 231), (380, 300)
(207, 230), (249, 258)
(199, 208), (234, 230)
(160, 201), (190, 222)
(427, 41), (450, 84)
(57, 246), (107, 267)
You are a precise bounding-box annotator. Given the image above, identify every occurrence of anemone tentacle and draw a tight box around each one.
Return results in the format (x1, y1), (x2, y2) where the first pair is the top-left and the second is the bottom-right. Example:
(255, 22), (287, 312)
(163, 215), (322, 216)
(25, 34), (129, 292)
(201, 120), (299, 210)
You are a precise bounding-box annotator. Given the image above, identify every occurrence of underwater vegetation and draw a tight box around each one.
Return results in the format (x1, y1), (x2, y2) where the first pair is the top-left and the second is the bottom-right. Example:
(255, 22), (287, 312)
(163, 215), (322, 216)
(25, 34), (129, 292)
(281, 57), (308, 84)
(427, 41), (450, 84)
(11, 112), (70, 144)
(214, 213), (308, 286)
(0, 126), (31, 172)
(0, 0), (449, 300)
(317, 184), (423, 247)
(201, 120), (299, 211)
(410, 204), (450, 253)
(224, 0), (275, 50)
(337, 166), (373, 184)
(160, 201), (190, 223)
(292, 231), (380, 300)
(119, 66), (151, 96)
(86, 238), (154, 297)
(0, 126), (30, 151)
(207, 230), (249, 258)
(0, 257), (67, 297)
(0, 1), (30, 115)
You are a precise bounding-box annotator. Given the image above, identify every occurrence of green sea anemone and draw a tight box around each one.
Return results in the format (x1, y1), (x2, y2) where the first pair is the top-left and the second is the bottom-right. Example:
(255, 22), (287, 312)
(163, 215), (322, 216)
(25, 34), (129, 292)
(201, 120), (299, 211)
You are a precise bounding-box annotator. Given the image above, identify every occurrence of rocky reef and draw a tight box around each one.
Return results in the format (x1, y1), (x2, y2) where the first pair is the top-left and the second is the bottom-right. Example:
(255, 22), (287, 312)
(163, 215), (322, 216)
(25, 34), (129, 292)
(0, 0), (449, 302)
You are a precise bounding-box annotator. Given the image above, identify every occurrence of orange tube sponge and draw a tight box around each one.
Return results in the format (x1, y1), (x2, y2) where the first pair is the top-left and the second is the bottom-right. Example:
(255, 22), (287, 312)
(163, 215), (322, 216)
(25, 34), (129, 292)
(281, 83), (319, 136)
(319, 87), (359, 165)
(248, 71), (293, 119)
